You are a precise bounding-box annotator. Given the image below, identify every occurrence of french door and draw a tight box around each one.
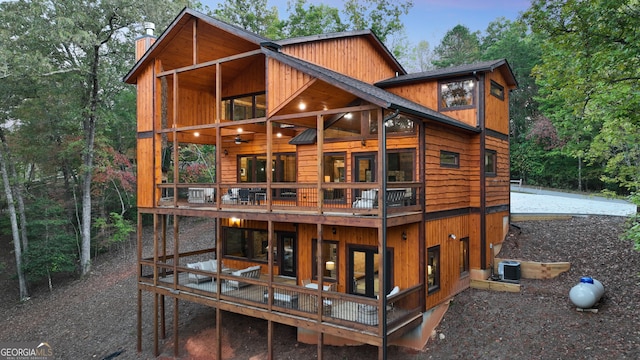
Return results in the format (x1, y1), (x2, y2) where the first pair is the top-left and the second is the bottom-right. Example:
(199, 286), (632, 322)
(348, 245), (392, 298)
(278, 232), (296, 277)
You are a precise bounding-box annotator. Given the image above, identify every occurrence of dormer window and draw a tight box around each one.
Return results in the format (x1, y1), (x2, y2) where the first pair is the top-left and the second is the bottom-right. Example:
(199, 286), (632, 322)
(439, 79), (475, 110)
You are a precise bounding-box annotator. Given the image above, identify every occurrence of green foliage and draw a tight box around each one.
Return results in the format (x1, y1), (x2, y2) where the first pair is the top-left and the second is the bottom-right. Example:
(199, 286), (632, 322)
(22, 199), (77, 283)
(93, 212), (135, 250)
(280, 0), (347, 38)
(343, 0), (413, 44)
(212, 0), (283, 38)
(432, 25), (481, 68)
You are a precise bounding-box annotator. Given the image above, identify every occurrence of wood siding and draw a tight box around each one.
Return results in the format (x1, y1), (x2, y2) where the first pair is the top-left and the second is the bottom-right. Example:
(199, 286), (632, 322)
(425, 127), (474, 212)
(281, 37), (397, 84)
(425, 215), (471, 308)
(485, 136), (510, 207)
(484, 71), (510, 134)
(267, 58), (315, 117)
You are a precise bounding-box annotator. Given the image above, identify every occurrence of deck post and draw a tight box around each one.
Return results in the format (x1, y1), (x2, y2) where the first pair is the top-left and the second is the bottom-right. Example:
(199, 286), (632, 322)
(173, 298), (179, 357)
(137, 289), (142, 352)
(153, 293), (159, 356)
(268, 320), (273, 360)
(216, 308), (222, 360)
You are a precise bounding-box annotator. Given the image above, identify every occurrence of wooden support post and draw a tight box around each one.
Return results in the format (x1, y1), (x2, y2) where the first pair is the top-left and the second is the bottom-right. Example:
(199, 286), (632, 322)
(160, 295), (166, 339)
(137, 289), (142, 352)
(317, 331), (323, 360)
(173, 298), (179, 357)
(153, 293), (159, 357)
(268, 320), (273, 360)
(216, 308), (222, 360)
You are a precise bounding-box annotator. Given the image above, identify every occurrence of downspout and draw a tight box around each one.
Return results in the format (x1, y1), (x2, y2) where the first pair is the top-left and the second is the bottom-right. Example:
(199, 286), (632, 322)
(380, 108), (399, 360)
(477, 73), (487, 270)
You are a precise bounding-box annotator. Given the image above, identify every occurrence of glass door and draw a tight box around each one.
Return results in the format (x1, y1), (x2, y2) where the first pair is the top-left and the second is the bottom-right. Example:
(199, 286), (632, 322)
(348, 246), (392, 298)
(354, 154), (376, 201)
(278, 232), (296, 277)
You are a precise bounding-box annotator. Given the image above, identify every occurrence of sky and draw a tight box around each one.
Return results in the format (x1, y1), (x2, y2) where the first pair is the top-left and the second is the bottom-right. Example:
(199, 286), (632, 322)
(201, 0), (532, 46)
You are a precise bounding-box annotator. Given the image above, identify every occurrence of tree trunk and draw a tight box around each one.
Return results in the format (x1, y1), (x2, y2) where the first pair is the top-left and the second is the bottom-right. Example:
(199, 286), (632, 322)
(0, 130), (28, 252)
(79, 45), (100, 276)
(0, 140), (29, 300)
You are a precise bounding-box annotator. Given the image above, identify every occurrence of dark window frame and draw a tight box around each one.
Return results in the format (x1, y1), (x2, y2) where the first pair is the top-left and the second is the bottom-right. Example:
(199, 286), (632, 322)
(440, 150), (460, 168)
(311, 239), (338, 283)
(427, 245), (440, 293)
(238, 152), (297, 183)
(222, 92), (266, 121)
(485, 149), (497, 176)
(438, 78), (476, 111)
(490, 80), (505, 100)
(222, 226), (271, 263)
(460, 237), (470, 277)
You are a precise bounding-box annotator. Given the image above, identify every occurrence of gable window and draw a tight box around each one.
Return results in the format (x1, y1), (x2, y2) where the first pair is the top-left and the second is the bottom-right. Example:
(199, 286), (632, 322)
(460, 237), (469, 276)
(370, 111), (416, 135)
(222, 93), (266, 121)
(312, 239), (338, 282)
(427, 246), (440, 293)
(440, 150), (460, 168)
(439, 79), (475, 110)
(485, 149), (497, 176)
(490, 80), (505, 100)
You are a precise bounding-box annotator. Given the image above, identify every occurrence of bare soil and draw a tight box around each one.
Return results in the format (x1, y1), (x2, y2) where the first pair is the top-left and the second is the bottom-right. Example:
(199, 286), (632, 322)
(1, 215), (639, 359)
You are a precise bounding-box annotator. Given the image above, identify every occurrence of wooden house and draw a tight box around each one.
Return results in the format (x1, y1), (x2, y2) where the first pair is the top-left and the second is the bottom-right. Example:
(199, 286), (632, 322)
(124, 8), (516, 359)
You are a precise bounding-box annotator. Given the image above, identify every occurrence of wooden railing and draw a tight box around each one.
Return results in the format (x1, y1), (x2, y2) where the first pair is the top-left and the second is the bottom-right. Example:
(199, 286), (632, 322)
(140, 259), (423, 335)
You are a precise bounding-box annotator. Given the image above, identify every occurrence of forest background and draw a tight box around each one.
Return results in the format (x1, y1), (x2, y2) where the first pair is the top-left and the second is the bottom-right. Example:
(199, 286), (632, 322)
(0, 0), (638, 301)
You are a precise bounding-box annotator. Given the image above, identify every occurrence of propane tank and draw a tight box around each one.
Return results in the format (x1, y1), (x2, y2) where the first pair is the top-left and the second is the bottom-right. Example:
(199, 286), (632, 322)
(569, 276), (604, 309)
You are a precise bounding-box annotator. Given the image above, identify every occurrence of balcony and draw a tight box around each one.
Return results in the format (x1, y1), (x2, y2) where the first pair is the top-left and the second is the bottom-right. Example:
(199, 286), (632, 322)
(139, 254), (424, 342)
(156, 182), (422, 216)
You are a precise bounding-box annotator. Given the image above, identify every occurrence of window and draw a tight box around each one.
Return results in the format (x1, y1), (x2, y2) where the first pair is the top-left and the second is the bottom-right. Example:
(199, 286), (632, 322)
(427, 246), (440, 292)
(387, 150), (414, 182)
(223, 227), (269, 262)
(312, 239), (338, 282)
(439, 79), (475, 110)
(370, 111), (416, 134)
(222, 93), (266, 121)
(440, 150), (460, 168)
(460, 237), (469, 276)
(490, 80), (504, 100)
(485, 149), (497, 175)
(239, 153), (296, 183)
(323, 153), (345, 183)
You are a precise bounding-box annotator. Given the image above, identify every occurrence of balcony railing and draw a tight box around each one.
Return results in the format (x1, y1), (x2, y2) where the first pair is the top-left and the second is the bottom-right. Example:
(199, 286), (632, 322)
(139, 258), (423, 335)
(156, 182), (421, 215)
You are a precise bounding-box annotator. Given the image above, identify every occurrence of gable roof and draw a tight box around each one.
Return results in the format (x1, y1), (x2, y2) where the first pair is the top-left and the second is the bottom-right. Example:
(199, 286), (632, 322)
(375, 59), (518, 88)
(263, 47), (479, 133)
(124, 8), (268, 84)
(274, 30), (406, 76)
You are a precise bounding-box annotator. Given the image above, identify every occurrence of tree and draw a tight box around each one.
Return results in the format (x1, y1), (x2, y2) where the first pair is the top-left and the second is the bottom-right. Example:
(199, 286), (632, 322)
(404, 40), (434, 72)
(432, 24), (481, 68)
(343, 0), (413, 44)
(524, 0), (640, 195)
(280, 0), (347, 38)
(212, 0), (283, 38)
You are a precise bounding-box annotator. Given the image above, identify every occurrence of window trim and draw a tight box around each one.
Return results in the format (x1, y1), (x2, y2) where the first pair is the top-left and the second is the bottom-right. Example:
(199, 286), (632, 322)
(427, 245), (440, 293)
(490, 80), (505, 101)
(222, 92), (266, 121)
(485, 149), (497, 176)
(312, 239), (338, 283)
(438, 78), (476, 111)
(439, 150), (460, 168)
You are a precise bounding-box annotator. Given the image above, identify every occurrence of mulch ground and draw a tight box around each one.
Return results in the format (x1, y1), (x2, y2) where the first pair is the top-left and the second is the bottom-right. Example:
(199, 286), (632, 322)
(0, 215), (638, 359)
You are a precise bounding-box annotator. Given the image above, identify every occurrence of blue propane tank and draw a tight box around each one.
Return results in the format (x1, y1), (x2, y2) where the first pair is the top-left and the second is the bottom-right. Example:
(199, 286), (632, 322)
(569, 276), (604, 309)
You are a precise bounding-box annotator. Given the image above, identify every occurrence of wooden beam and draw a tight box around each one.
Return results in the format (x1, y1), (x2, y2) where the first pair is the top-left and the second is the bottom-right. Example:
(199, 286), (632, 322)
(495, 258), (571, 280)
(471, 279), (521, 293)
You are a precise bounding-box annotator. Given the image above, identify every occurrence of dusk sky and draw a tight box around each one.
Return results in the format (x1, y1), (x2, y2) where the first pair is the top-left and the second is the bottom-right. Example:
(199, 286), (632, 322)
(202, 0), (532, 46)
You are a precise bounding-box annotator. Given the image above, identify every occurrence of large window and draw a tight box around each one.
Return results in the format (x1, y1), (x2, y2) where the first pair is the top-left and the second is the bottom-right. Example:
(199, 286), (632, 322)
(485, 149), (497, 176)
(222, 93), (266, 121)
(460, 237), (469, 276)
(439, 79), (475, 110)
(312, 239), (338, 282)
(427, 245), (440, 293)
(387, 150), (414, 182)
(369, 111), (415, 135)
(223, 227), (269, 262)
(238, 153), (296, 183)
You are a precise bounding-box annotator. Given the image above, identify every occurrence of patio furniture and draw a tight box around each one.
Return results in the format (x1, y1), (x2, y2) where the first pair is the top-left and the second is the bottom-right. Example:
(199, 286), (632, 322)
(186, 260), (218, 283)
(352, 189), (377, 209)
(263, 290), (299, 309)
(222, 188), (240, 204)
(225, 265), (261, 290)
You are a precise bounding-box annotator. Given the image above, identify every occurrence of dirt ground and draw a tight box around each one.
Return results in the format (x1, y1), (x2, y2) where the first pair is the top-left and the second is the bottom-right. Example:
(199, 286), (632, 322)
(1, 215), (639, 359)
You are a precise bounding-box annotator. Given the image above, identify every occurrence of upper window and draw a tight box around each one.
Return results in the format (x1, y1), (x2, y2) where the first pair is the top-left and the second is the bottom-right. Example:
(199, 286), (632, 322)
(485, 149), (497, 176)
(490, 80), (505, 100)
(370, 111), (416, 135)
(440, 150), (460, 168)
(439, 79), (475, 110)
(222, 93), (266, 121)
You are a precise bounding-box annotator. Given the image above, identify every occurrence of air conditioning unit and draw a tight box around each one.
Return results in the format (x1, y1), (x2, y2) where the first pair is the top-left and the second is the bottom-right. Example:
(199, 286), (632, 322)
(498, 260), (521, 282)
